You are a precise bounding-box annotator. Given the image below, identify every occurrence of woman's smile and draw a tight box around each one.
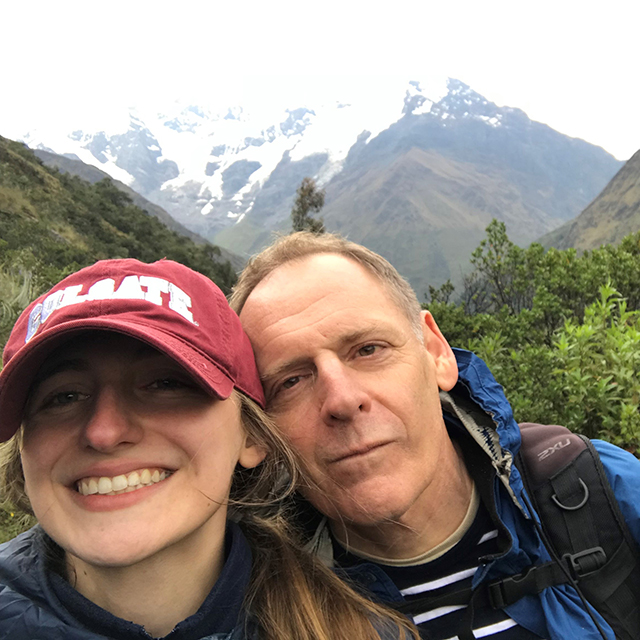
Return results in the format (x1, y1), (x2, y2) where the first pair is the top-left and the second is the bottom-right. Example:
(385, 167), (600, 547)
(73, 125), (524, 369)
(20, 333), (262, 568)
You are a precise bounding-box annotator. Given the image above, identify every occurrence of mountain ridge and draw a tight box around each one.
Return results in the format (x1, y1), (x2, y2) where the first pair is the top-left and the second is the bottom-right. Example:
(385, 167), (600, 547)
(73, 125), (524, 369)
(539, 149), (640, 251)
(0, 136), (237, 296)
(16, 78), (622, 294)
(32, 149), (245, 271)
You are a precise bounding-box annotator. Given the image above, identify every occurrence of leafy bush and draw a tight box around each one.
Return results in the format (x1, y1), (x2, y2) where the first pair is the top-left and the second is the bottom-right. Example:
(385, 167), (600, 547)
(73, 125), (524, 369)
(467, 285), (640, 451)
(428, 221), (640, 453)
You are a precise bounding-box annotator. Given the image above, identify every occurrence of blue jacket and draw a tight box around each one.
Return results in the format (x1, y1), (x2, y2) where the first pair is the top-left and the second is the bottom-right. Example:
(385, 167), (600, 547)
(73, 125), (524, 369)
(304, 349), (640, 639)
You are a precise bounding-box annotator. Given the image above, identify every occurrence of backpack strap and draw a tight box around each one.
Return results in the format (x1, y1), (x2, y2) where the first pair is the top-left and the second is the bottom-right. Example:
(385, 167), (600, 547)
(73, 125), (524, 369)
(515, 423), (640, 640)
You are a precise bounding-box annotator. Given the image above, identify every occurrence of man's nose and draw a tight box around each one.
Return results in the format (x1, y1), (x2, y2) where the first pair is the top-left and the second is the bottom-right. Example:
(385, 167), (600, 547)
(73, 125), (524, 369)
(317, 360), (371, 425)
(81, 388), (142, 452)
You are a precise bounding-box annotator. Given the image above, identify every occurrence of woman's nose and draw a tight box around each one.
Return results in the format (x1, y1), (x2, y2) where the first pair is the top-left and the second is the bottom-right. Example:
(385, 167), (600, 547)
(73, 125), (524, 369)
(81, 388), (142, 452)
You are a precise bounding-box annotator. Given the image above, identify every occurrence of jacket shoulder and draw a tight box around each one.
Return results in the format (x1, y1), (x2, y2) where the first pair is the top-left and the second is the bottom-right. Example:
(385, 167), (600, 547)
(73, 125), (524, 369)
(591, 439), (640, 546)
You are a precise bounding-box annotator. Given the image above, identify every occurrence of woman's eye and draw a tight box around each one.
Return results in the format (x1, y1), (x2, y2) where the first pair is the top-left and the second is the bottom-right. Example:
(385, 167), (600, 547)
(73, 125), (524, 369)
(147, 378), (187, 391)
(42, 391), (89, 410)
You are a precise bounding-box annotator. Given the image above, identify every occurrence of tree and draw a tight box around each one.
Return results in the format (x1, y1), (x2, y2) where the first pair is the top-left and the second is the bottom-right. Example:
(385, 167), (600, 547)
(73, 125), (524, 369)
(291, 177), (325, 233)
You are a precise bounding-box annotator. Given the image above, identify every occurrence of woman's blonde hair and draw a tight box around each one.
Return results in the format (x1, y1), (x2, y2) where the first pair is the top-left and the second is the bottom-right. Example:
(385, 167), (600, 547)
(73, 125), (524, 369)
(0, 392), (419, 640)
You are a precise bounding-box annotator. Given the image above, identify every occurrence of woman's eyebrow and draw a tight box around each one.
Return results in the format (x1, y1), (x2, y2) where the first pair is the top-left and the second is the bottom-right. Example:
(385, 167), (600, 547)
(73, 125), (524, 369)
(29, 359), (87, 393)
(132, 344), (163, 359)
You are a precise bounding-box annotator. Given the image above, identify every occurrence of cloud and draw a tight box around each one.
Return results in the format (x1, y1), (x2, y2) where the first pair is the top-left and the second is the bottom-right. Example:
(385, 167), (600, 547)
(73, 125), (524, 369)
(1, 0), (638, 159)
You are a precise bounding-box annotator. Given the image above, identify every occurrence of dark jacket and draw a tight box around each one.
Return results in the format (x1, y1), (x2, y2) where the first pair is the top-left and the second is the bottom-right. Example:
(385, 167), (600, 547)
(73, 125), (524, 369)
(0, 523), (255, 640)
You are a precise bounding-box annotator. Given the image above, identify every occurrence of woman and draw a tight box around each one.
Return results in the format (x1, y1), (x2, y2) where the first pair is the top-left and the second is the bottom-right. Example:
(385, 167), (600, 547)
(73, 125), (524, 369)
(0, 258), (418, 640)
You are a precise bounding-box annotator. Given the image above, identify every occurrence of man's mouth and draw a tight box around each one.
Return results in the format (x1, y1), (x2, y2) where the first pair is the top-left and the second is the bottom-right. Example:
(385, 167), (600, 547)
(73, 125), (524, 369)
(331, 442), (390, 463)
(75, 468), (172, 496)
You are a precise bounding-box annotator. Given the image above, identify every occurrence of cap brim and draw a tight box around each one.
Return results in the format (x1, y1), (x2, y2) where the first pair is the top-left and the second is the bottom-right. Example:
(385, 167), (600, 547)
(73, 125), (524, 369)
(0, 318), (234, 442)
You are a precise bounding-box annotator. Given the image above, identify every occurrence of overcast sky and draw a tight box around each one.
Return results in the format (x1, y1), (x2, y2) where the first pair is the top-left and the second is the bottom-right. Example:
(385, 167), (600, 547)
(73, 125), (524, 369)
(1, 0), (638, 160)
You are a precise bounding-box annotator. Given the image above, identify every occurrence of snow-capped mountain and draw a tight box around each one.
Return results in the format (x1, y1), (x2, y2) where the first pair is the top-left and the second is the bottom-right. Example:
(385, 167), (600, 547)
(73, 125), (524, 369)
(17, 78), (450, 232)
(16, 78), (622, 294)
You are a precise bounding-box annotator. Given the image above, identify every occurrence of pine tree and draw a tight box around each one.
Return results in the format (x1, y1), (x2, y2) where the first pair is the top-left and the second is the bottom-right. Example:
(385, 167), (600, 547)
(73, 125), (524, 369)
(291, 177), (325, 233)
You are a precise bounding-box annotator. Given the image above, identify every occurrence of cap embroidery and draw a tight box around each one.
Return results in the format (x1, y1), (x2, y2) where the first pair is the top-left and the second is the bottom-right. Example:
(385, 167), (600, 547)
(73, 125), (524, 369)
(25, 275), (195, 343)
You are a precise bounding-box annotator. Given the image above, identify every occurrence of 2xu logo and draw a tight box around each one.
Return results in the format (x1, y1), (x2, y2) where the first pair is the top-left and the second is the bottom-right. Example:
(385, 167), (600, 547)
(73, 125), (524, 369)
(25, 275), (196, 343)
(537, 438), (571, 461)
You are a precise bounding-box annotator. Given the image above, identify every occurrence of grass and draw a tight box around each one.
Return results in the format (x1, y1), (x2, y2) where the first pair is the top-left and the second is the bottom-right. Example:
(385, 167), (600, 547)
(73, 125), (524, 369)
(0, 503), (35, 544)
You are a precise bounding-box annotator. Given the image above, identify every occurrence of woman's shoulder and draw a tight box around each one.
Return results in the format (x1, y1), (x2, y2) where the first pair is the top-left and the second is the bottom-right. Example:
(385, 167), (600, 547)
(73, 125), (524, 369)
(0, 525), (45, 579)
(0, 527), (77, 639)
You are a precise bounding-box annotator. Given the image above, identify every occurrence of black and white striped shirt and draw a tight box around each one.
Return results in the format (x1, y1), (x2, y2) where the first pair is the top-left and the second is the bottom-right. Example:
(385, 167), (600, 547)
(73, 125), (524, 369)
(333, 501), (542, 639)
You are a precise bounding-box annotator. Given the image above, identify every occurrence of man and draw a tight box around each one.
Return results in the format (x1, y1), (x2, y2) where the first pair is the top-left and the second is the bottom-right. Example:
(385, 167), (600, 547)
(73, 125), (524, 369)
(230, 232), (640, 640)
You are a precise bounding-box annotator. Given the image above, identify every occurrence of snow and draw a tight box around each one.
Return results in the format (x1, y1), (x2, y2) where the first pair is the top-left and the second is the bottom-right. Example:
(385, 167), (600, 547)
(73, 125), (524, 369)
(412, 100), (434, 116)
(14, 76), (455, 219)
(477, 114), (503, 127)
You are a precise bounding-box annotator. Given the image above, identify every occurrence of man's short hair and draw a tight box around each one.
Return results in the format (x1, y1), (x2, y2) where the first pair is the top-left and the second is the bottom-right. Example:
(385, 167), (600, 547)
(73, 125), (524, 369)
(230, 232), (423, 338)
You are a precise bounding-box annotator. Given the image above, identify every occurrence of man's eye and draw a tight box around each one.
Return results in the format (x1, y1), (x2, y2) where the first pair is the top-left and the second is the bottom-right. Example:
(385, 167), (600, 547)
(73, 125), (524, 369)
(271, 375), (303, 400)
(281, 376), (301, 390)
(357, 344), (380, 357)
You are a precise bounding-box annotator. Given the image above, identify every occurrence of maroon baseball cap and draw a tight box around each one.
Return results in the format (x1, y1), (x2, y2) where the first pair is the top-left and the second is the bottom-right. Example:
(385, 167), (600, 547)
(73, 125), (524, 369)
(0, 258), (265, 442)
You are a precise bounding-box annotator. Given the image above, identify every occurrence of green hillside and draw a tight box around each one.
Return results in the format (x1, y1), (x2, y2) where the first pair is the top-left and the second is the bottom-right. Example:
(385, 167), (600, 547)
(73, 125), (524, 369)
(33, 149), (246, 272)
(0, 135), (236, 347)
(540, 149), (640, 250)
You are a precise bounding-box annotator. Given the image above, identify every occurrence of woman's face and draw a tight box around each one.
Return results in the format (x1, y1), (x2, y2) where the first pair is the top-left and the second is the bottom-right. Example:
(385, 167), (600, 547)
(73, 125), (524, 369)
(20, 333), (265, 567)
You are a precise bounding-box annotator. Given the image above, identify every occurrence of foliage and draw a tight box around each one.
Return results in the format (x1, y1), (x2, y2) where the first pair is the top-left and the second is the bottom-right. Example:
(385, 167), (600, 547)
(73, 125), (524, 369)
(0, 135), (236, 298)
(427, 220), (640, 453)
(291, 177), (325, 233)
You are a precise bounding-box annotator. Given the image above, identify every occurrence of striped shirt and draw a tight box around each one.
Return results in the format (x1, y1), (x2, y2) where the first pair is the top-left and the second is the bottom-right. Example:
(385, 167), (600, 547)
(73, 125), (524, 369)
(333, 501), (542, 639)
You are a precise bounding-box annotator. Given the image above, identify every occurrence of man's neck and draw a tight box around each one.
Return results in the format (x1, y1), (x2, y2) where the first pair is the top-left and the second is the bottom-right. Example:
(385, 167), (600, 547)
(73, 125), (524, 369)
(330, 441), (474, 560)
(67, 519), (226, 637)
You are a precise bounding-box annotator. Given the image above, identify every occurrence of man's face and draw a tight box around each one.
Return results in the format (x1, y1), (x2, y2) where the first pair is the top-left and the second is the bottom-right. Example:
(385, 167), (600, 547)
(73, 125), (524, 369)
(240, 254), (458, 526)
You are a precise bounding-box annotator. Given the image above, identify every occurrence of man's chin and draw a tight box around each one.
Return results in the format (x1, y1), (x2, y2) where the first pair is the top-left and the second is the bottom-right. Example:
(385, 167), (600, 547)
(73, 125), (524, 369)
(304, 487), (408, 528)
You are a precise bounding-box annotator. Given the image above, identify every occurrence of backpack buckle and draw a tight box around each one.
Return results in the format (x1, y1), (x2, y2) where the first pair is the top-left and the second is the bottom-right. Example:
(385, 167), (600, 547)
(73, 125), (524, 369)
(563, 547), (607, 579)
(487, 564), (548, 609)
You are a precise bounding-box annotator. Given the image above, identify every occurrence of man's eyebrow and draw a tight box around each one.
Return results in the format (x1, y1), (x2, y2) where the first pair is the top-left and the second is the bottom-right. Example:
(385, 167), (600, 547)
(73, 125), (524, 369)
(337, 329), (381, 347)
(260, 329), (382, 383)
(260, 357), (312, 384)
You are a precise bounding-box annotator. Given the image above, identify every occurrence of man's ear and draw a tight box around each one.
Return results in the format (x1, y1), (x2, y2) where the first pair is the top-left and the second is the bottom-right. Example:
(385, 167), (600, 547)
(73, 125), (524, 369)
(238, 435), (268, 470)
(420, 310), (458, 391)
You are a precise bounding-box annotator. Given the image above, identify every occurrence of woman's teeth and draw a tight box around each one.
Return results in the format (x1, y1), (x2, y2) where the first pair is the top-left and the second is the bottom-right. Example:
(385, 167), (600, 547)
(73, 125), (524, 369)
(76, 469), (170, 496)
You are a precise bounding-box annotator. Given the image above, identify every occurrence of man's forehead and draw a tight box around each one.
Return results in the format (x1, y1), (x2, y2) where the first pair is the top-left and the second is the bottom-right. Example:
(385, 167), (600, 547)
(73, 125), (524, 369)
(244, 253), (379, 308)
(239, 253), (407, 352)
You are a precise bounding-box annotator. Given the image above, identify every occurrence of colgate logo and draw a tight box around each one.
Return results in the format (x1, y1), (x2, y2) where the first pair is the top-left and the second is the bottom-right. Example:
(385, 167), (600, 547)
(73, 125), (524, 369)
(25, 275), (195, 343)
(537, 438), (571, 461)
